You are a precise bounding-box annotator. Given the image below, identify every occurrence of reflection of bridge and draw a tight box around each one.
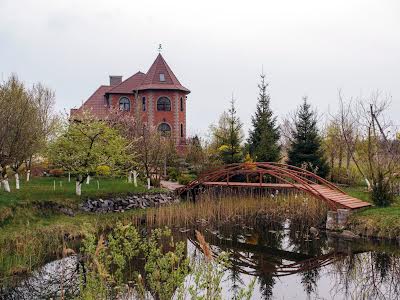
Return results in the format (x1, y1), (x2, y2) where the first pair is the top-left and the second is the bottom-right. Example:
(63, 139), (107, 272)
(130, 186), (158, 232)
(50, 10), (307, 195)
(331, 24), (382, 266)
(188, 230), (354, 278)
(178, 162), (371, 210)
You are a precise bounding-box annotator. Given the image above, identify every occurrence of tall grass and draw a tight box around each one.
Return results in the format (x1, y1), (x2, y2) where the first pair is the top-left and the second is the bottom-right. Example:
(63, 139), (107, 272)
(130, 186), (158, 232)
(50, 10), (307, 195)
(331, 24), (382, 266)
(131, 189), (329, 229)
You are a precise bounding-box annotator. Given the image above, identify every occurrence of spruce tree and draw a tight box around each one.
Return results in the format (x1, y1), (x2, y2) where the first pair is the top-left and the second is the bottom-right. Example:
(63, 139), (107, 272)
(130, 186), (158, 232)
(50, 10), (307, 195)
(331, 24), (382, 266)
(248, 73), (281, 162)
(287, 97), (329, 178)
(211, 97), (244, 164)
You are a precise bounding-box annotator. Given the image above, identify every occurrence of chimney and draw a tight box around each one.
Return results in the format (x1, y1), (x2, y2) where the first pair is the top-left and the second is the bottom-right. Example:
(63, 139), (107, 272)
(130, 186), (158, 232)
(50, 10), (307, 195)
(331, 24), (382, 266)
(109, 75), (122, 86)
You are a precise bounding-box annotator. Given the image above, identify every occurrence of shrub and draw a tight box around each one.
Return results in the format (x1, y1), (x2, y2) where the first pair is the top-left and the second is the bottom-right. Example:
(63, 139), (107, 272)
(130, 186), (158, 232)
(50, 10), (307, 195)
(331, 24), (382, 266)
(96, 165), (111, 177)
(49, 168), (64, 177)
(178, 174), (196, 185)
(167, 167), (181, 181)
(371, 172), (394, 207)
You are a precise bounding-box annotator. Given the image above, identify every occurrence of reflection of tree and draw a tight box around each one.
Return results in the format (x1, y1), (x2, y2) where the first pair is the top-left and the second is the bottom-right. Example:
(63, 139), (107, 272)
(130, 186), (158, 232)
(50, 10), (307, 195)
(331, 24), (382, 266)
(331, 252), (400, 299)
(373, 252), (392, 281)
(0, 256), (79, 300)
(301, 268), (319, 295)
(256, 222), (283, 300)
(228, 232), (244, 299)
(258, 275), (275, 300)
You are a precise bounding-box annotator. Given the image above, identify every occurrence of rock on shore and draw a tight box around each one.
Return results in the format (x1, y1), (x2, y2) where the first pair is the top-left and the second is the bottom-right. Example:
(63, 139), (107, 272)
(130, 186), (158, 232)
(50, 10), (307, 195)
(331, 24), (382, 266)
(79, 193), (179, 213)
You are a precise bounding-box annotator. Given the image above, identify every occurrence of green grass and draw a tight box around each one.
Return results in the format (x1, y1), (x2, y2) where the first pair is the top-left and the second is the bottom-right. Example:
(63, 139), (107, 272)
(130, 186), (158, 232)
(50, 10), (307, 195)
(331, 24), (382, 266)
(0, 176), (166, 232)
(0, 176), (163, 208)
(342, 185), (400, 239)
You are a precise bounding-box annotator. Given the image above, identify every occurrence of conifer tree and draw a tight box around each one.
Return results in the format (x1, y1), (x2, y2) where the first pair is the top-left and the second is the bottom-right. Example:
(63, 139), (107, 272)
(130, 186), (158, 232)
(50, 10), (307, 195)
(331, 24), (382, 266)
(248, 74), (281, 162)
(287, 97), (329, 178)
(211, 97), (244, 164)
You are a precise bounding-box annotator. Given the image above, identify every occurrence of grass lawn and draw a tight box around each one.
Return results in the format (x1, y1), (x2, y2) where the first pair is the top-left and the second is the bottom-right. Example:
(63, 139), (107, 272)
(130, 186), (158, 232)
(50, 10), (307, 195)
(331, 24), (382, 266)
(0, 176), (164, 208)
(0, 176), (166, 232)
(342, 185), (400, 239)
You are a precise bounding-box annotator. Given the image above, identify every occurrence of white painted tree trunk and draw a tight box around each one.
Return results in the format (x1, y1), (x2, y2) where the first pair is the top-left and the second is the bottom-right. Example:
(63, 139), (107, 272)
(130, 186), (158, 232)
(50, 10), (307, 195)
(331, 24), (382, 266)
(76, 181), (82, 196)
(26, 170), (30, 182)
(147, 178), (151, 190)
(365, 178), (372, 191)
(133, 171), (138, 187)
(86, 175), (90, 185)
(128, 171), (132, 183)
(3, 179), (11, 192)
(68, 172), (71, 182)
(15, 173), (20, 190)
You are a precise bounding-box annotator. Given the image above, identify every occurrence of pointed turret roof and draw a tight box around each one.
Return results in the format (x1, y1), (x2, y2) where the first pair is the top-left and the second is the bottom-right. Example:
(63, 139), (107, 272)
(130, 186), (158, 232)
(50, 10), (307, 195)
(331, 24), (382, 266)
(139, 54), (190, 93)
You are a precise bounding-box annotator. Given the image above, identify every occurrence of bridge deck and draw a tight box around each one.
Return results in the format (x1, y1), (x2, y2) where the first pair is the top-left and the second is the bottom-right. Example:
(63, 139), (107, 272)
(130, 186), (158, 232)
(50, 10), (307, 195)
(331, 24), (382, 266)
(203, 181), (371, 210)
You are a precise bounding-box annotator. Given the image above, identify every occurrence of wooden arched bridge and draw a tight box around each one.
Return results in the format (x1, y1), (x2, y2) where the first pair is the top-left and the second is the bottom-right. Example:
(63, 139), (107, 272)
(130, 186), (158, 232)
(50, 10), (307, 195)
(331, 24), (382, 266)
(177, 162), (371, 210)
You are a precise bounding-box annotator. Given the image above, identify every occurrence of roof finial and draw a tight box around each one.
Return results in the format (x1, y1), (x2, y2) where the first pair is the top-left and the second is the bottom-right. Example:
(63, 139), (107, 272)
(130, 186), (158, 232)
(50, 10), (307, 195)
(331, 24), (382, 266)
(158, 43), (162, 54)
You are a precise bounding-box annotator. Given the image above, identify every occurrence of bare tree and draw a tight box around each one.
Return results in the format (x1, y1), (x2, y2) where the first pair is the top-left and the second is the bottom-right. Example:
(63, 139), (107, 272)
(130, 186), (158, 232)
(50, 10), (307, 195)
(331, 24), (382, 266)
(0, 75), (58, 192)
(338, 91), (400, 206)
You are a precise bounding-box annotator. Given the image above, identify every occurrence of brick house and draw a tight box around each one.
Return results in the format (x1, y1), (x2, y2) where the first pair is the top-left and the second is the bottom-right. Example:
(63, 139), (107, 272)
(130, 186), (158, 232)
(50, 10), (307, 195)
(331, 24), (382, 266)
(71, 54), (190, 151)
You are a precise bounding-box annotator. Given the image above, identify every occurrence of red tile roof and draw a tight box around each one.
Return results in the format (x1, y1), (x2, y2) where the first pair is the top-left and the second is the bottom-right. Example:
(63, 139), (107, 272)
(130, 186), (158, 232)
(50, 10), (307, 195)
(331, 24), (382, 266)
(72, 54), (190, 117)
(139, 54), (190, 93)
(107, 71), (146, 94)
(71, 85), (112, 118)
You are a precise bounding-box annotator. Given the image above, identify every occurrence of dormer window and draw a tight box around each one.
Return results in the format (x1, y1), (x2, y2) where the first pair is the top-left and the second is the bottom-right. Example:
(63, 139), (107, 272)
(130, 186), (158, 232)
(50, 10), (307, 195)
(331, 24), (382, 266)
(159, 73), (165, 82)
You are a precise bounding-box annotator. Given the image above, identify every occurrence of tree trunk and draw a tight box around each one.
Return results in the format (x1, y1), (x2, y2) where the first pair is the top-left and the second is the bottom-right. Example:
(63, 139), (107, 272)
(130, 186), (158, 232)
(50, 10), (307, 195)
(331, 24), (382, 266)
(128, 171), (132, 183)
(68, 172), (71, 182)
(26, 170), (31, 182)
(2, 179), (11, 192)
(76, 180), (82, 196)
(15, 173), (20, 190)
(133, 170), (138, 187)
(338, 145), (343, 181)
(147, 177), (151, 190)
(86, 175), (90, 185)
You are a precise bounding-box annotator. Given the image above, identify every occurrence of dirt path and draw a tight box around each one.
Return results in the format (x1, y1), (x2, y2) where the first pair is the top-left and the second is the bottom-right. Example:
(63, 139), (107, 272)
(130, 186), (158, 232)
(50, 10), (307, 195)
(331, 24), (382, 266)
(160, 180), (184, 191)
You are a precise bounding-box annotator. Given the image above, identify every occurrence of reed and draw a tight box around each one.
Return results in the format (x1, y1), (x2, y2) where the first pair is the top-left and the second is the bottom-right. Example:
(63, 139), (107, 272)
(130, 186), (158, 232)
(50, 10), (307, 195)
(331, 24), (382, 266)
(130, 189), (329, 229)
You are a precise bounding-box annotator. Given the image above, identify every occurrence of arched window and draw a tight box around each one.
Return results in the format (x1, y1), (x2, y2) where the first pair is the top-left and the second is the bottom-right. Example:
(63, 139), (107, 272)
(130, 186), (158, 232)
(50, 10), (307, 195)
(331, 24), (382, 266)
(180, 123), (184, 137)
(180, 97), (184, 112)
(157, 97), (171, 111)
(158, 123), (171, 137)
(119, 97), (130, 111)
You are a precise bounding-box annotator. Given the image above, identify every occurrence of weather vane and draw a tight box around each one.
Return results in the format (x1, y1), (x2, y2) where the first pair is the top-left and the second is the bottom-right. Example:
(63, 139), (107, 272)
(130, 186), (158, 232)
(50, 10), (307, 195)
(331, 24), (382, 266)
(158, 44), (162, 53)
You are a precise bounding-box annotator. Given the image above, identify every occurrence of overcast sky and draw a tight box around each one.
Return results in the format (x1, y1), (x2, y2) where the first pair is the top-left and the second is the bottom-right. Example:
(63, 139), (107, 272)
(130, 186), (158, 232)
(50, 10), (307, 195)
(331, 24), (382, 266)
(1, 0), (399, 138)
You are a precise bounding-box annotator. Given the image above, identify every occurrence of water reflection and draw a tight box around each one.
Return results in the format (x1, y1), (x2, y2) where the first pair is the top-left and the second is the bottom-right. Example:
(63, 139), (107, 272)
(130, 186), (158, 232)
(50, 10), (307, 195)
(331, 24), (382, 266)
(1, 222), (400, 299)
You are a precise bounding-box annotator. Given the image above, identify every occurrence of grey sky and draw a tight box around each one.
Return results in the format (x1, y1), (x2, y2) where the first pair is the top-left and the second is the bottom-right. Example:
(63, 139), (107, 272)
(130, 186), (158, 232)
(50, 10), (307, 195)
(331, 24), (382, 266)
(1, 0), (399, 138)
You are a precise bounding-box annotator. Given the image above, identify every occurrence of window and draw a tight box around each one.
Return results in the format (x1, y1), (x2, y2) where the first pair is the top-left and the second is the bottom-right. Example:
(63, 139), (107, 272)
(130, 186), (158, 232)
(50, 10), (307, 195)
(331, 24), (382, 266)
(180, 97), (184, 111)
(158, 123), (171, 137)
(157, 97), (171, 111)
(142, 97), (146, 112)
(119, 97), (130, 111)
(180, 123), (184, 138)
(159, 73), (165, 82)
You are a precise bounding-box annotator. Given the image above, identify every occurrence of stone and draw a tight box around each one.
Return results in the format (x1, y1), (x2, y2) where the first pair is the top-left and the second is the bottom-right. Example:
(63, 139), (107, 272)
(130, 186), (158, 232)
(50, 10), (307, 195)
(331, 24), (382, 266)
(337, 209), (351, 230)
(341, 230), (359, 239)
(310, 227), (319, 237)
(79, 193), (178, 213)
(326, 211), (338, 231)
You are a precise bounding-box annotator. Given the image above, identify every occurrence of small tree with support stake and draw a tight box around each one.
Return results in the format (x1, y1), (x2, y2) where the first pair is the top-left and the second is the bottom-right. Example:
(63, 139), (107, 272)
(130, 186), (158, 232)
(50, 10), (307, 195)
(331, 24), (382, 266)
(48, 111), (129, 196)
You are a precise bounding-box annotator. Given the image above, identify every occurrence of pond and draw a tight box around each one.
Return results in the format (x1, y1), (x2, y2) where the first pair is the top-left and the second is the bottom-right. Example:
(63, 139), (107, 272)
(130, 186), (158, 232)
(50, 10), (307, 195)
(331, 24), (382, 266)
(1, 218), (399, 300)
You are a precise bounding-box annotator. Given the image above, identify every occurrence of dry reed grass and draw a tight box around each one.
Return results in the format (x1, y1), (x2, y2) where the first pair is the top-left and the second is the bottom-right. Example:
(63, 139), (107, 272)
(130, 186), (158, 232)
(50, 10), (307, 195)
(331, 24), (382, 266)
(128, 188), (329, 229)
